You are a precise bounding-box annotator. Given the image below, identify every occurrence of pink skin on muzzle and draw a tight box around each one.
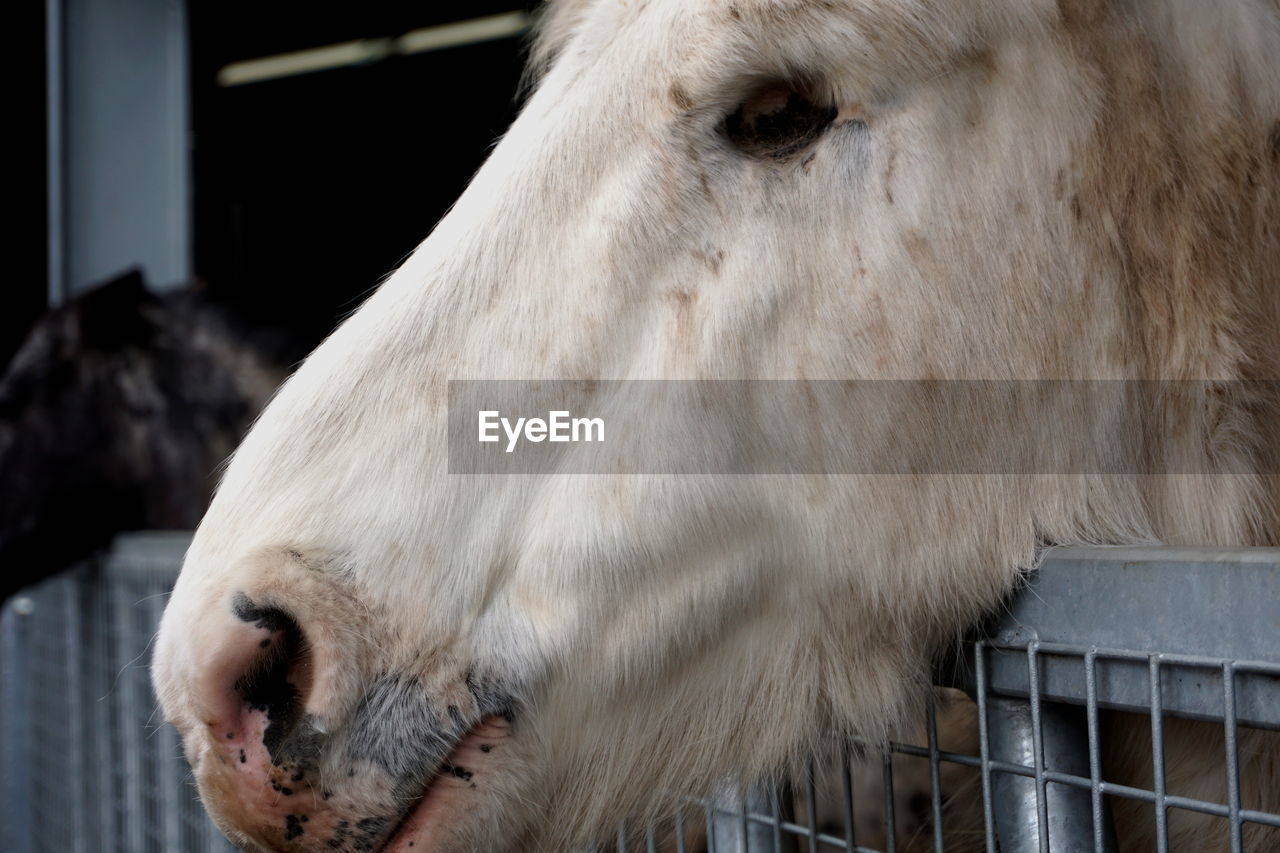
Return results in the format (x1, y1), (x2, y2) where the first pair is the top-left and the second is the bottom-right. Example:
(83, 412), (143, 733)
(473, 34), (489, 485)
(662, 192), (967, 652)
(382, 718), (513, 852)
(191, 611), (513, 851)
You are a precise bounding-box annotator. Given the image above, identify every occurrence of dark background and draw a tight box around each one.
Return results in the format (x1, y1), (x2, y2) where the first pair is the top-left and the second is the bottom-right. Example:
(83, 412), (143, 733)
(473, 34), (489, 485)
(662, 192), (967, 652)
(188, 2), (537, 358)
(10, 2), (537, 366)
(12, 1), (49, 368)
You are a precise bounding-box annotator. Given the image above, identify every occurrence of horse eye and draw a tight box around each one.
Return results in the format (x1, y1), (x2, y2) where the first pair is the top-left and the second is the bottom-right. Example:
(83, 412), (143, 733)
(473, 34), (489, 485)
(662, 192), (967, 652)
(722, 82), (838, 159)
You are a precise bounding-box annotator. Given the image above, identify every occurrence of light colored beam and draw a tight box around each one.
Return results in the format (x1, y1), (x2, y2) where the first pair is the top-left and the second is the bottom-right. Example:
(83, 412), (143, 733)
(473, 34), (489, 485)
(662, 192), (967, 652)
(217, 11), (532, 88)
(397, 11), (532, 55)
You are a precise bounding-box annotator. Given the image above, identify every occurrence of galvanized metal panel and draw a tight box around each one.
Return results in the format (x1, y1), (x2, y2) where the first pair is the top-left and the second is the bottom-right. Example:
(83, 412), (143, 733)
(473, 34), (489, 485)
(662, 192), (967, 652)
(0, 533), (232, 853)
(946, 547), (1280, 728)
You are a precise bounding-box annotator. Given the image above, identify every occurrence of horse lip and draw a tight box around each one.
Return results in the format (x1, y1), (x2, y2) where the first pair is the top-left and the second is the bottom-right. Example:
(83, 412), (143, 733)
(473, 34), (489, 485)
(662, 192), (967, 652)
(374, 714), (514, 853)
(383, 728), (476, 846)
(373, 755), (461, 853)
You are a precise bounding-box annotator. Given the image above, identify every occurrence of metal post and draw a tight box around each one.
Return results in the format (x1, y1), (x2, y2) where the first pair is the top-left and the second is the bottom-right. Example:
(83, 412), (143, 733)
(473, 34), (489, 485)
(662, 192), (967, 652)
(709, 783), (796, 852)
(49, 0), (191, 302)
(1, 596), (37, 853)
(113, 573), (146, 853)
(150, 590), (184, 852)
(46, 0), (66, 304)
(987, 697), (1116, 853)
(65, 583), (88, 853)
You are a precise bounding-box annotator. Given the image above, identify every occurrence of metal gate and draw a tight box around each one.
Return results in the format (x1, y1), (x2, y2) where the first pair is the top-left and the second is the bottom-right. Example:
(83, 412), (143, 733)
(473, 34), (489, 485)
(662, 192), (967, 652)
(0, 533), (234, 853)
(2, 536), (1277, 852)
(686, 547), (1280, 853)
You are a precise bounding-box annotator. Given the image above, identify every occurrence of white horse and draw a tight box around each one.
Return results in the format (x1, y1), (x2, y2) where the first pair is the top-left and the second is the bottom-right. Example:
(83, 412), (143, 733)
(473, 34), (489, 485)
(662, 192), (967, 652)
(153, 1), (1279, 850)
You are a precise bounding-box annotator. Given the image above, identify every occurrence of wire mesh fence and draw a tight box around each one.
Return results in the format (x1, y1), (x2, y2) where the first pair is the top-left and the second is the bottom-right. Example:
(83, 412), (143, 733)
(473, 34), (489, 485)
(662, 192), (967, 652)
(2, 537), (1277, 852)
(650, 647), (1280, 853)
(0, 533), (235, 853)
(634, 546), (1280, 853)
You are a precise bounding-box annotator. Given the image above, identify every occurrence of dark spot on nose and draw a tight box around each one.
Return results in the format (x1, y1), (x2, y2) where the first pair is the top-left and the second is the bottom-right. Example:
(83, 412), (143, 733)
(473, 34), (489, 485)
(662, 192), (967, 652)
(231, 592), (293, 632)
(445, 764), (473, 781)
(479, 744), (492, 753)
(239, 750), (246, 763)
(284, 814), (305, 840)
(231, 596), (307, 758)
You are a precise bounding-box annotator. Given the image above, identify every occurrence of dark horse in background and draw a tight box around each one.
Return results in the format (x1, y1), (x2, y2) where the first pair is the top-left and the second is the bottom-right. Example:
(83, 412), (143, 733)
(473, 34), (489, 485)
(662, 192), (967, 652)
(0, 271), (293, 601)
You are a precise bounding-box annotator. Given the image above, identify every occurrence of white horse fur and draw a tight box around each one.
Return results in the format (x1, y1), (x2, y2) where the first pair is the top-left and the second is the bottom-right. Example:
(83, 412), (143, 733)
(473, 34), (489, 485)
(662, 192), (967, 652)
(153, 1), (1280, 850)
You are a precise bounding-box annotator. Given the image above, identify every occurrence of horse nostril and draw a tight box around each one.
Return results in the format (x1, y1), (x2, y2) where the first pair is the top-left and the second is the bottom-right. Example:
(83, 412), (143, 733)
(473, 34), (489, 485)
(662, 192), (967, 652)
(203, 593), (313, 758)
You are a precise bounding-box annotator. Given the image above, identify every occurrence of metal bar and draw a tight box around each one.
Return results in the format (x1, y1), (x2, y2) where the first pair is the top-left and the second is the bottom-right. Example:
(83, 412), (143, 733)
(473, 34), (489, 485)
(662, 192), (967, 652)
(46, 0), (66, 304)
(735, 811), (868, 849)
(987, 643), (1280, 673)
(1240, 809), (1280, 829)
(1084, 649), (1106, 853)
(151, 588), (183, 853)
(770, 785), (785, 852)
(945, 548), (1280, 728)
(803, 761), (819, 853)
(926, 696), (945, 852)
(1149, 657), (1168, 853)
(975, 641), (997, 853)
(840, 745), (857, 851)
(1026, 644), (1049, 853)
(1222, 662), (1242, 853)
(1, 596), (37, 853)
(710, 782), (788, 852)
(113, 576), (145, 853)
(882, 747), (897, 853)
(91, 567), (118, 851)
(884, 749), (1274, 823)
(64, 583), (87, 853)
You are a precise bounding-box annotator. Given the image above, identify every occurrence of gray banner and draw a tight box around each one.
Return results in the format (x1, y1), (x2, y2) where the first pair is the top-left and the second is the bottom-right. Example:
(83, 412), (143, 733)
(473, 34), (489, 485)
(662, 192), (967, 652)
(446, 380), (1278, 475)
